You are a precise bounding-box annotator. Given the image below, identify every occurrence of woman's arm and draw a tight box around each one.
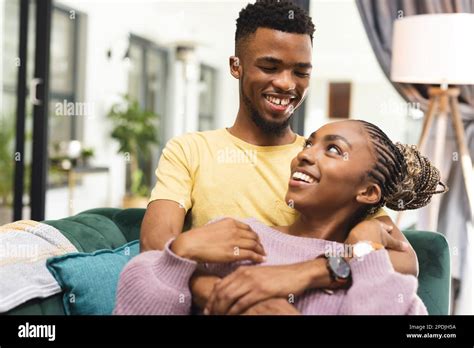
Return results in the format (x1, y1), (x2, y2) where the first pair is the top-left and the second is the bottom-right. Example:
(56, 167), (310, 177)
(114, 240), (197, 315)
(340, 249), (427, 315)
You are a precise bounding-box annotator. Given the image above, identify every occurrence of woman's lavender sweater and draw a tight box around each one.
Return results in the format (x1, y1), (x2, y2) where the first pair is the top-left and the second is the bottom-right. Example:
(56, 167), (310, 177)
(114, 218), (428, 315)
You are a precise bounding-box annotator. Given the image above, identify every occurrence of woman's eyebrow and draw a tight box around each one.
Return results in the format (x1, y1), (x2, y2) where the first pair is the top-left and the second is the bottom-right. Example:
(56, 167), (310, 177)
(309, 132), (352, 149)
(324, 134), (352, 149)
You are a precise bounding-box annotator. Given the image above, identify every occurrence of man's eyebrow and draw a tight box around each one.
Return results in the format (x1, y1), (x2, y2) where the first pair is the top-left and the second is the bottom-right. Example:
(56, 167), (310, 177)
(295, 62), (312, 69)
(256, 56), (283, 64)
(309, 132), (352, 149)
(256, 56), (312, 69)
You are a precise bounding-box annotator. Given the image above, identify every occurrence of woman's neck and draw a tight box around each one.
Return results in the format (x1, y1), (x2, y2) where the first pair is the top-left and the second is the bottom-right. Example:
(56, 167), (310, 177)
(283, 209), (357, 243)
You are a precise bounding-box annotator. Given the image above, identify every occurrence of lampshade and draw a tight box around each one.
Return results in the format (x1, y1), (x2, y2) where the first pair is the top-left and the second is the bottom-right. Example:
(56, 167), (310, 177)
(391, 13), (474, 85)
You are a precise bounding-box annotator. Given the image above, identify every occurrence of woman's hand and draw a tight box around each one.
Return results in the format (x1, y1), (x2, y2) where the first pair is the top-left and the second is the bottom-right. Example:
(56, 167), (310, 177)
(170, 218), (266, 263)
(204, 262), (317, 315)
(345, 220), (409, 252)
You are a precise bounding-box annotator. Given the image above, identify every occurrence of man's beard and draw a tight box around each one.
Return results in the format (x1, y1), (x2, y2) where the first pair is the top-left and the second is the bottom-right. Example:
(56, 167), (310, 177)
(241, 80), (293, 137)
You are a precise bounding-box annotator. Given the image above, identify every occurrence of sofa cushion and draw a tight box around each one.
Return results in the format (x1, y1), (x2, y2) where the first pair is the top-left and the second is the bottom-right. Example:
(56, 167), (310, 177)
(79, 208), (145, 242)
(44, 213), (127, 252)
(403, 230), (451, 315)
(45, 240), (140, 315)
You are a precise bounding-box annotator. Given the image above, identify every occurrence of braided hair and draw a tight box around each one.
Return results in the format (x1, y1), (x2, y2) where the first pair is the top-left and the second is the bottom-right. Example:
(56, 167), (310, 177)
(357, 120), (448, 216)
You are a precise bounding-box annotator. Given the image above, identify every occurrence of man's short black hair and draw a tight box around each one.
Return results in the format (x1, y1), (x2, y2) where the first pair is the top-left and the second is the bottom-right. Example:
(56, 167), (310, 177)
(235, 0), (315, 55)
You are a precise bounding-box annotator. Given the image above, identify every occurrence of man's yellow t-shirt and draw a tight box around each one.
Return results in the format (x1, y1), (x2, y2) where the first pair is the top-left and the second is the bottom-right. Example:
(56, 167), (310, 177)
(150, 128), (386, 229)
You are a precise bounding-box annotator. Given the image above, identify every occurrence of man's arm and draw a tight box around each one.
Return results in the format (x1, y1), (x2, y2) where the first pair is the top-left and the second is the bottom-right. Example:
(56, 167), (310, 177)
(140, 200), (220, 308)
(204, 258), (335, 315)
(205, 219), (409, 315)
(376, 215), (419, 277)
(140, 200), (185, 252)
(141, 201), (268, 310)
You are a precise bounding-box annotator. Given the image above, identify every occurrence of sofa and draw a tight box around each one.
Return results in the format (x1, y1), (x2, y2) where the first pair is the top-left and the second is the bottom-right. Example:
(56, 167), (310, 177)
(5, 208), (451, 315)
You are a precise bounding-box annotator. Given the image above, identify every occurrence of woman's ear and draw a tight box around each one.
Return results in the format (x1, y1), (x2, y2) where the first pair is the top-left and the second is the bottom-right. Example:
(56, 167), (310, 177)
(229, 56), (241, 79)
(356, 183), (382, 205)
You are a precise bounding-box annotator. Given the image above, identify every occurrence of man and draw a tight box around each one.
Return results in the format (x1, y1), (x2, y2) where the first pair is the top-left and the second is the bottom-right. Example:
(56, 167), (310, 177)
(141, 0), (417, 314)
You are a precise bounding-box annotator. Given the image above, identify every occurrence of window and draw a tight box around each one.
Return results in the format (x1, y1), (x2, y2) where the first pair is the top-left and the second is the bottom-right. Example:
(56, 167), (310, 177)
(198, 64), (217, 131)
(47, 4), (84, 188)
(127, 34), (168, 190)
(1, 0), (34, 117)
(128, 34), (167, 120)
(2, 3), (82, 141)
(48, 5), (82, 144)
(1, 2), (84, 188)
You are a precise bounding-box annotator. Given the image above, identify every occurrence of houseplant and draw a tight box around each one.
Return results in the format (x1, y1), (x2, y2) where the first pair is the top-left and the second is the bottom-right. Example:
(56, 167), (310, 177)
(0, 114), (14, 223)
(0, 114), (33, 223)
(79, 147), (95, 167)
(107, 95), (159, 208)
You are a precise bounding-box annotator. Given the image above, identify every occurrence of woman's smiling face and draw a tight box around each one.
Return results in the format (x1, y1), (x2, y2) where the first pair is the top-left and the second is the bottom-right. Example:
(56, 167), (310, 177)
(286, 120), (379, 215)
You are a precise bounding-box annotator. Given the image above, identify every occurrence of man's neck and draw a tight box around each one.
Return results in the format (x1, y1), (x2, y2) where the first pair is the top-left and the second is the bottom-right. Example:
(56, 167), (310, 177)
(228, 109), (297, 147)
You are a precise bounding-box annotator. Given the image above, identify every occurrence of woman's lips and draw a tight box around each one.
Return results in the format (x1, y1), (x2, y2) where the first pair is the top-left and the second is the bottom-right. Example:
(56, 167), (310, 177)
(288, 178), (317, 188)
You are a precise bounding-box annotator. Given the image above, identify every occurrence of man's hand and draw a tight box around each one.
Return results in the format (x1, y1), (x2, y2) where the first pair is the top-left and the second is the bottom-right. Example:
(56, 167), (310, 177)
(345, 219), (409, 252)
(242, 298), (300, 315)
(376, 215), (419, 277)
(204, 261), (326, 315)
(171, 218), (266, 263)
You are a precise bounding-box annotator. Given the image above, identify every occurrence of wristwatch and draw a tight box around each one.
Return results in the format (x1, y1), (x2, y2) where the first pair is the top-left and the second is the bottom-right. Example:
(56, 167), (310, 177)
(325, 256), (351, 285)
(352, 241), (384, 258)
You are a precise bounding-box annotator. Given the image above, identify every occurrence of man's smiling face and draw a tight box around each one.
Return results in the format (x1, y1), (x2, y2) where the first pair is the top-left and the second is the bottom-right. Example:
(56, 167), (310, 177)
(237, 27), (313, 135)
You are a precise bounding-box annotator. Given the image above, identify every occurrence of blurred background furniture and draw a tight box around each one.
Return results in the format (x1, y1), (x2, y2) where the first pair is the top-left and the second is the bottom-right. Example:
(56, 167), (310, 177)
(63, 166), (110, 215)
(356, 0), (474, 315)
(391, 13), (474, 230)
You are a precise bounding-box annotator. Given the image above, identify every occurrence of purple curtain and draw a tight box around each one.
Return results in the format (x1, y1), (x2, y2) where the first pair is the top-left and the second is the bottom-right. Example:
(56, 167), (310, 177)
(355, 0), (474, 282)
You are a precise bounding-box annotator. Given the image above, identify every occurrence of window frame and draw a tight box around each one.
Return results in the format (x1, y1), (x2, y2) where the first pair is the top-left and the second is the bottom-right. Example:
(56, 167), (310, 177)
(127, 33), (169, 190)
(198, 63), (217, 132)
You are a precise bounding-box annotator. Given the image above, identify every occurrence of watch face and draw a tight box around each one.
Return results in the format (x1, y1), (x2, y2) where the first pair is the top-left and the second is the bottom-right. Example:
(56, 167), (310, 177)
(328, 256), (351, 279)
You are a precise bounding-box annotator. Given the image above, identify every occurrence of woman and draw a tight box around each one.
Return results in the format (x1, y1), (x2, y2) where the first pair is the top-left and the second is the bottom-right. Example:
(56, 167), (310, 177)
(114, 120), (447, 315)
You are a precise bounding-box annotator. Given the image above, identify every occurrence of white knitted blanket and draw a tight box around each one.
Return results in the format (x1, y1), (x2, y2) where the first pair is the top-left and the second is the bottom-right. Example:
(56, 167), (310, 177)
(0, 220), (77, 312)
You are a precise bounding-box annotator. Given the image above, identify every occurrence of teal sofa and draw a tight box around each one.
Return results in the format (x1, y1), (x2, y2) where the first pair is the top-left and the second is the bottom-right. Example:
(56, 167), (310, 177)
(5, 208), (451, 315)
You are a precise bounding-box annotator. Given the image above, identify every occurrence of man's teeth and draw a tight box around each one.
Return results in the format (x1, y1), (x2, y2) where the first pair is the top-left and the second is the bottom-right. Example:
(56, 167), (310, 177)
(292, 171), (315, 184)
(265, 95), (290, 106)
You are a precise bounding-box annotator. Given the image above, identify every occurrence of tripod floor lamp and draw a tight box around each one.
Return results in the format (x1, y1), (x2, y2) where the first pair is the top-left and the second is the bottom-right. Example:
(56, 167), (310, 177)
(391, 13), (474, 230)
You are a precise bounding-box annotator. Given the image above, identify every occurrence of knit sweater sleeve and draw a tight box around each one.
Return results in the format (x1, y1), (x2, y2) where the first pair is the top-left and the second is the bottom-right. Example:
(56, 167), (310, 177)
(339, 249), (428, 315)
(113, 239), (197, 315)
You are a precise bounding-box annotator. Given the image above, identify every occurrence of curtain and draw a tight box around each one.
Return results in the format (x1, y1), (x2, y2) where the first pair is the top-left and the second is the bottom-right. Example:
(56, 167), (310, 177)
(355, 0), (473, 312)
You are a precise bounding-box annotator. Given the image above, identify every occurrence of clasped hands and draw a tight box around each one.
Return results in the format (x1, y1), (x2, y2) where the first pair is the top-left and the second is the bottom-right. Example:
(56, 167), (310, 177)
(171, 218), (405, 315)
